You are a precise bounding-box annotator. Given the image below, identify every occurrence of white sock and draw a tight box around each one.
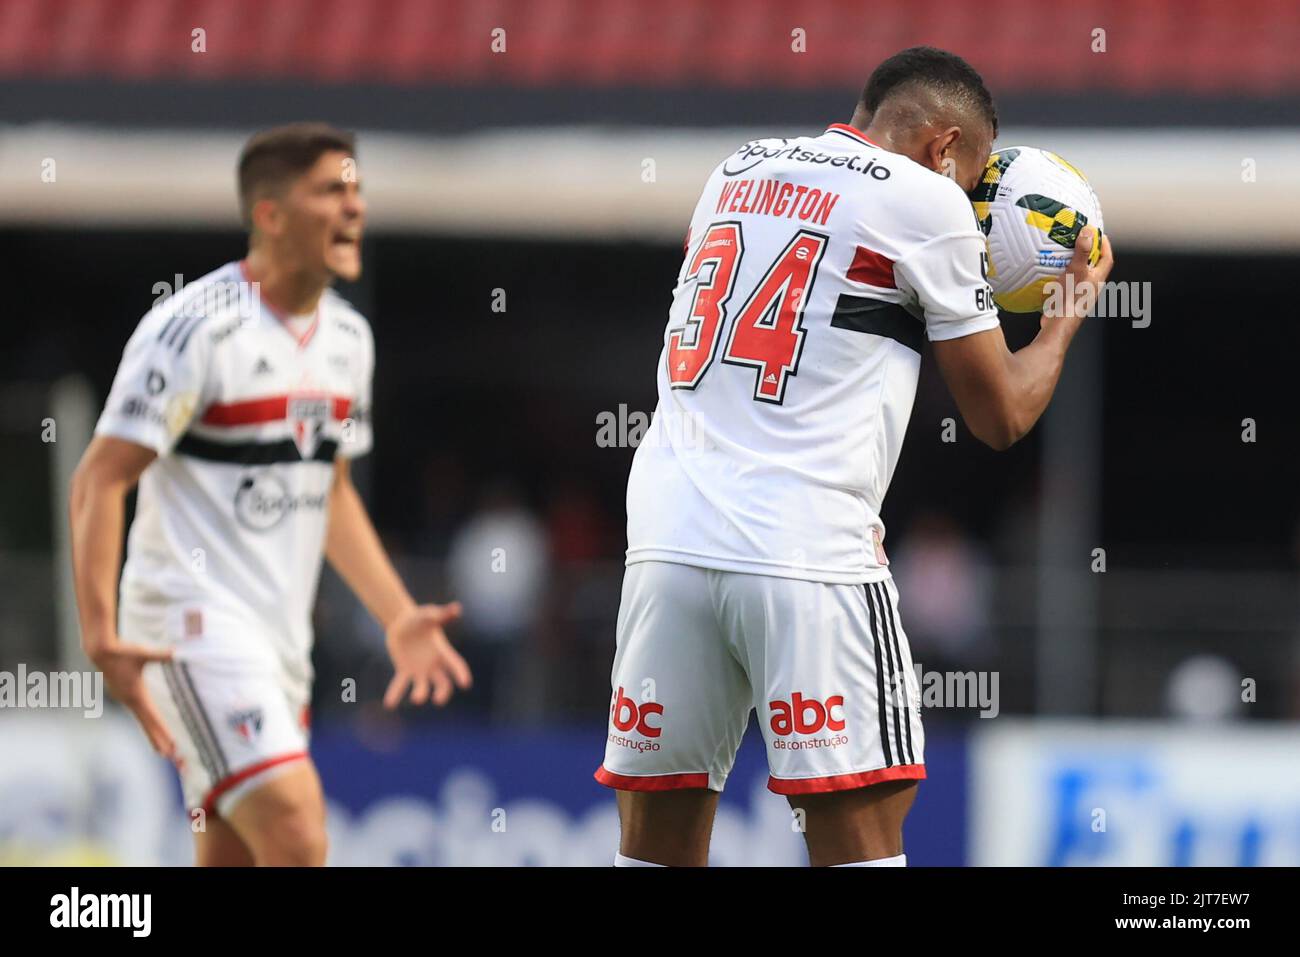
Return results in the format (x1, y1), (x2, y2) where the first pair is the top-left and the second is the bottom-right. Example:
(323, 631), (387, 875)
(832, 854), (906, 867)
(615, 853), (667, 867)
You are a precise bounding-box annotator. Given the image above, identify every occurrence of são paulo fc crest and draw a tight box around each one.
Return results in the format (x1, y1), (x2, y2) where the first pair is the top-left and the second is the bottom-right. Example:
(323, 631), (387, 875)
(228, 707), (264, 743)
(287, 395), (331, 459)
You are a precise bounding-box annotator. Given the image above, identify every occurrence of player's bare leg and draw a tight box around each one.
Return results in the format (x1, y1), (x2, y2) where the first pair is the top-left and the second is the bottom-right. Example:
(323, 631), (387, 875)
(616, 789), (720, 866)
(789, 779), (919, 866)
(225, 760), (328, 866)
(193, 814), (255, 867)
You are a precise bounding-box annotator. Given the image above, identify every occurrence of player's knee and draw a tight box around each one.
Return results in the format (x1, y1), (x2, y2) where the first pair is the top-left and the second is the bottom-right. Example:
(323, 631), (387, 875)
(194, 824), (255, 868)
(617, 789), (717, 866)
(790, 778), (919, 821)
(234, 779), (328, 865)
(255, 806), (327, 866)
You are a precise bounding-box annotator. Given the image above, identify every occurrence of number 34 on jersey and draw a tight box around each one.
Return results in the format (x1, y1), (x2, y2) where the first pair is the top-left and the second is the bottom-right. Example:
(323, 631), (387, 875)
(667, 222), (829, 405)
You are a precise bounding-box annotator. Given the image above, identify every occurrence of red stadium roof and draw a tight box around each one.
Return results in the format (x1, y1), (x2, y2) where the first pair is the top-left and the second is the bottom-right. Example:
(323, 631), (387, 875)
(0, 0), (1296, 94)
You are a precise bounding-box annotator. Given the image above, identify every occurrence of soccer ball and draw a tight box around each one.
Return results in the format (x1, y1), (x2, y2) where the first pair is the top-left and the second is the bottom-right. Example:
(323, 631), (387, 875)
(969, 146), (1104, 314)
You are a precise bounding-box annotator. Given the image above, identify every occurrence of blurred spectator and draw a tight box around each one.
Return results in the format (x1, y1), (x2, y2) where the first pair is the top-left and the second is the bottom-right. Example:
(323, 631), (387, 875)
(1165, 655), (1244, 721)
(546, 476), (617, 566)
(448, 480), (548, 722)
(534, 478), (621, 719)
(1290, 518), (1300, 721)
(891, 510), (994, 678)
(409, 452), (469, 560)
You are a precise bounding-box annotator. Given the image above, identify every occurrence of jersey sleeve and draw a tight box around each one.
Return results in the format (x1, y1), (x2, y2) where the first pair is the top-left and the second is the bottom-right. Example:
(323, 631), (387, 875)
(893, 180), (1001, 343)
(94, 307), (212, 456)
(338, 320), (374, 459)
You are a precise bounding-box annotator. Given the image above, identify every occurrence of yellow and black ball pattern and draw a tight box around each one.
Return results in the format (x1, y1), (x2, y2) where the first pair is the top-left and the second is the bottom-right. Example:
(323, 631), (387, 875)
(970, 147), (1105, 313)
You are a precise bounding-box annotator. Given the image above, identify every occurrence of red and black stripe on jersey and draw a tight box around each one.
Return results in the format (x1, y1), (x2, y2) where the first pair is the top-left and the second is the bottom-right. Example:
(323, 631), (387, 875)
(175, 394), (353, 465)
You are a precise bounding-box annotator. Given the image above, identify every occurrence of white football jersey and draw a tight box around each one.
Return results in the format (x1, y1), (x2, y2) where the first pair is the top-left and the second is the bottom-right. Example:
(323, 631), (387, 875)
(95, 261), (374, 683)
(626, 124), (1000, 584)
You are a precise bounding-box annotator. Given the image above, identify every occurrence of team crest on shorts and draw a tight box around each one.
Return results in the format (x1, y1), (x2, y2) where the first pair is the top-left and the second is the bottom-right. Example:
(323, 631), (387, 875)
(288, 394), (330, 459)
(228, 707), (265, 743)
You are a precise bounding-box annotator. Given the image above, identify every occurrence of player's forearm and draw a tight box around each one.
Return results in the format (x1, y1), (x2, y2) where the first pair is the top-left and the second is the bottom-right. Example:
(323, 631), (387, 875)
(992, 324), (1076, 449)
(324, 477), (416, 630)
(68, 470), (127, 654)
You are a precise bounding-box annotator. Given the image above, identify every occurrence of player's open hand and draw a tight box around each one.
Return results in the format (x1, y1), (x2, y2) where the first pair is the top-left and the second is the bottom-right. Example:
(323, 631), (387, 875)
(383, 602), (472, 709)
(87, 638), (177, 761)
(1044, 226), (1115, 322)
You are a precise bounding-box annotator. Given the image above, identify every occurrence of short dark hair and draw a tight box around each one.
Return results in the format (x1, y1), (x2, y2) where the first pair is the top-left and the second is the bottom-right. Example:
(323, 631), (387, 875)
(861, 46), (997, 136)
(237, 122), (356, 226)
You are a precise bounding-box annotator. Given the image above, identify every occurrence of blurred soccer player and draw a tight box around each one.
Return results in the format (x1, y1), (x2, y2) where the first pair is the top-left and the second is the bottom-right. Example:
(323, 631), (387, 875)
(69, 124), (471, 866)
(597, 47), (1113, 866)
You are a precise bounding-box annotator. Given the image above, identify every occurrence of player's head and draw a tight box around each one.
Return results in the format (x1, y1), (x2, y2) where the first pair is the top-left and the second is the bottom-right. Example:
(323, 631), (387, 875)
(853, 47), (997, 192)
(238, 123), (365, 282)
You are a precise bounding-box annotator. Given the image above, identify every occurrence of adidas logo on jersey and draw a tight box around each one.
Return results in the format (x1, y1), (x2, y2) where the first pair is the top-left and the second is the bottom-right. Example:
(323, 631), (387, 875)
(253, 357), (273, 375)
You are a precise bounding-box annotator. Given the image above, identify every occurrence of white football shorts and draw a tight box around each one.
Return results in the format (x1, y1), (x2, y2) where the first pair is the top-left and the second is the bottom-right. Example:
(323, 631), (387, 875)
(596, 561), (925, 795)
(128, 605), (312, 817)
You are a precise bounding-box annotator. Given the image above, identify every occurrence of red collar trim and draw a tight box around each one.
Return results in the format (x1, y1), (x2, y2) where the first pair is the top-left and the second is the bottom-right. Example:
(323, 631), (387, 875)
(239, 259), (320, 348)
(826, 123), (879, 147)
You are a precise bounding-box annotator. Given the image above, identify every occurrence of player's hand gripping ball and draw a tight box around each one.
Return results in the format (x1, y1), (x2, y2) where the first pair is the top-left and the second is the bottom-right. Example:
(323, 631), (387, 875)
(969, 146), (1104, 314)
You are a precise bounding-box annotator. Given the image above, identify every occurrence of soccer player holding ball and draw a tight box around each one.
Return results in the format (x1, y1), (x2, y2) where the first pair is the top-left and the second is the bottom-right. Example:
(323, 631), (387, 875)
(69, 124), (471, 866)
(597, 48), (1113, 866)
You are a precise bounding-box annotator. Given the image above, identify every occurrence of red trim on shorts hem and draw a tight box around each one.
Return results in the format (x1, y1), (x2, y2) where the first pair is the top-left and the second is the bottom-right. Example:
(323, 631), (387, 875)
(201, 751), (309, 814)
(767, 763), (926, 795)
(594, 765), (710, 791)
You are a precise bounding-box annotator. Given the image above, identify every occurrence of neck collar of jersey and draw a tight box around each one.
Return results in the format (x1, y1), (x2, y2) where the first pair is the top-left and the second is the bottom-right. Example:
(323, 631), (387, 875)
(239, 259), (320, 348)
(826, 123), (879, 147)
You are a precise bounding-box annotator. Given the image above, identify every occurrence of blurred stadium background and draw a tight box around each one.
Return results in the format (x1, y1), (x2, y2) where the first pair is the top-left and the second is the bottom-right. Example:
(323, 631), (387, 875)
(2, 0), (1299, 865)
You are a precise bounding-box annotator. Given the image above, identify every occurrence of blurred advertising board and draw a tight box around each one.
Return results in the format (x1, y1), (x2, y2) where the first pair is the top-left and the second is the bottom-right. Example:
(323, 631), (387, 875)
(970, 721), (1300, 866)
(0, 710), (967, 865)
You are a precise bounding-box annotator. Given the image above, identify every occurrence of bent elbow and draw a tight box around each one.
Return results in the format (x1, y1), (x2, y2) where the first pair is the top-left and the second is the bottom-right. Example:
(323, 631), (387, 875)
(979, 430), (1016, 452)
(972, 411), (1028, 451)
